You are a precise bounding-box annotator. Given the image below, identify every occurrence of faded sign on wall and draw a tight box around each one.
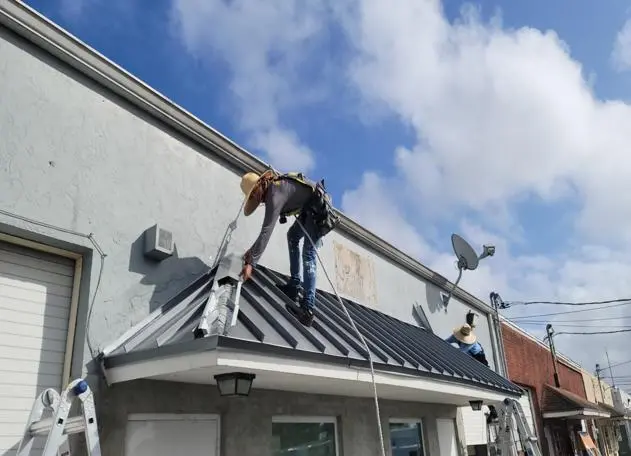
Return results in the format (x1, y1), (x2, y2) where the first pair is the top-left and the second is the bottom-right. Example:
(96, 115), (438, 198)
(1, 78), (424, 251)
(333, 241), (377, 307)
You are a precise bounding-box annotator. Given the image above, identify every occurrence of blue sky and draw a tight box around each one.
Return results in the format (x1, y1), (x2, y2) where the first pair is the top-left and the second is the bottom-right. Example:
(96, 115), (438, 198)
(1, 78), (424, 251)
(24, 0), (631, 380)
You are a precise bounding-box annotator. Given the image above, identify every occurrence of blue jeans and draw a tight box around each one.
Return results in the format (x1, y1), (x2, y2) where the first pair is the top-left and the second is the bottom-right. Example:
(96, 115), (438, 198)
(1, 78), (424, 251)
(287, 216), (322, 310)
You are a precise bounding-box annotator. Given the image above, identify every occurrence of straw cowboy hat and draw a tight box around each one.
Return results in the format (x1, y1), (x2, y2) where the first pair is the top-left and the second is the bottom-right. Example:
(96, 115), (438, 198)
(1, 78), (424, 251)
(240, 170), (274, 216)
(453, 324), (477, 344)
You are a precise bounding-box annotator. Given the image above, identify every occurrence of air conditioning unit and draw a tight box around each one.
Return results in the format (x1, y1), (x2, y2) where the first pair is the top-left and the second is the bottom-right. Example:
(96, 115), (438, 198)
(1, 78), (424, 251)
(143, 224), (174, 261)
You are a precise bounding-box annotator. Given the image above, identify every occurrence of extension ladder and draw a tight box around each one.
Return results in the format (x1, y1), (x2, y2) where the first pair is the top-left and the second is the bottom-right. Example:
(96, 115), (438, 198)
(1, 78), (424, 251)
(488, 398), (542, 456)
(16, 378), (102, 456)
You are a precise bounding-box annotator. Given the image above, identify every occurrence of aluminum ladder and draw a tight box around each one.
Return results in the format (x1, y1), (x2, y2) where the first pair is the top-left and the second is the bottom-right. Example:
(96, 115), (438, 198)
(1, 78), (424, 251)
(488, 398), (542, 456)
(16, 378), (102, 456)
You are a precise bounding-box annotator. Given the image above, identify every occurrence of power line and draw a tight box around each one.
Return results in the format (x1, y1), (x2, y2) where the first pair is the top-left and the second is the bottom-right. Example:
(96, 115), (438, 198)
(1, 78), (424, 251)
(600, 359), (631, 371)
(514, 316), (631, 323)
(505, 298), (631, 306)
(517, 321), (631, 329)
(508, 301), (631, 319)
(554, 329), (631, 336)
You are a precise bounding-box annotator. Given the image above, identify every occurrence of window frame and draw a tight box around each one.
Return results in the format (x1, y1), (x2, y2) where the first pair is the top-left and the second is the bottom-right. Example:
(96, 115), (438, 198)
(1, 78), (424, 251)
(272, 415), (340, 456)
(389, 418), (427, 456)
(125, 413), (221, 456)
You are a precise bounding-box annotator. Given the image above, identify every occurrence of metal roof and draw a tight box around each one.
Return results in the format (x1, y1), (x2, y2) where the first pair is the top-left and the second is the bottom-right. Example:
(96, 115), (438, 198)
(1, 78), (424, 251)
(102, 265), (520, 395)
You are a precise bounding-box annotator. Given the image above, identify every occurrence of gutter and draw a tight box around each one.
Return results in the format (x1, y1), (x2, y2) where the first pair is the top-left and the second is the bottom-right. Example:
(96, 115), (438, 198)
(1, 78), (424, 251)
(0, 0), (493, 315)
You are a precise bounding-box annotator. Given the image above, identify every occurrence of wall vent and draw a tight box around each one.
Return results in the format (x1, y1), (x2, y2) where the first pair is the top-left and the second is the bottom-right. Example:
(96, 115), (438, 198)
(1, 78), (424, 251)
(143, 224), (174, 261)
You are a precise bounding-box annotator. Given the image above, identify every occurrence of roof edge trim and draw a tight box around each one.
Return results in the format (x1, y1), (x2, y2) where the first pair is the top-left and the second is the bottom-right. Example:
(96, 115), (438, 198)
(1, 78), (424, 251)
(103, 335), (219, 369)
(103, 335), (521, 396)
(0, 0), (493, 315)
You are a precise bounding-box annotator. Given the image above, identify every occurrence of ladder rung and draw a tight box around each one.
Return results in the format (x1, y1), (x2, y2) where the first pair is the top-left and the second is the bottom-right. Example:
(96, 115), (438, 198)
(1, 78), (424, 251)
(30, 416), (85, 436)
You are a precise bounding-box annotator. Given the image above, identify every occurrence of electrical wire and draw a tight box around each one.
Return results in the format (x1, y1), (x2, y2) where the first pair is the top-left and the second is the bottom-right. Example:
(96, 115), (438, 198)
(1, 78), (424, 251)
(296, 218), (387, 456)
(508, 300), (631, 319)
(211, 196), (247, 269)
(505, 297), (631, 306)
(516, 321), (631, 329)
(511, 316), (631, 323)
(599, 359), (631, 371)
(554, 329), (631, 336)
(0, 208), (106, 359)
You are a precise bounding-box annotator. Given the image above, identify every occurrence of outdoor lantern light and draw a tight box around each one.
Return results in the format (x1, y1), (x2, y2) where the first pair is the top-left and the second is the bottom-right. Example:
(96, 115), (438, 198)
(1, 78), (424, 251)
(214, 372), (256, 397)
(469, 400), (483, 411)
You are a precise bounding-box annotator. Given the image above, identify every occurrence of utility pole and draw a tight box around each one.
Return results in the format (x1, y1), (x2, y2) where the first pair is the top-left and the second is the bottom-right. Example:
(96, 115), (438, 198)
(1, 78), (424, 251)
(596, 364), (606, 401)
(606, 350), (616, 387)
(546, 324), (561, 387)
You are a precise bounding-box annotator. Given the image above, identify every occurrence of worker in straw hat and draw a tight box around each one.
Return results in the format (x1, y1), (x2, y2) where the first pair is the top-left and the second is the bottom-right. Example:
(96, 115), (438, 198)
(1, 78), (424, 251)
(445, 322), (498, 422)
(238, 169), (332, 326)
(445, 323), (489, 366)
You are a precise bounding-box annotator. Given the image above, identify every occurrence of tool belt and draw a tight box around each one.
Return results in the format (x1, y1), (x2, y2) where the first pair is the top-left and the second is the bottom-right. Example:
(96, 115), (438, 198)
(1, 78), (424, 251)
(275, 172), (340, 238)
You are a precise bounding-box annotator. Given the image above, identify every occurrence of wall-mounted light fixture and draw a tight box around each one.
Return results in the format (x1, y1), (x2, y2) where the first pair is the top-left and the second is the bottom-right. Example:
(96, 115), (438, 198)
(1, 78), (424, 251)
(214, 372), (256, 397)
(469, 400), (483, 411)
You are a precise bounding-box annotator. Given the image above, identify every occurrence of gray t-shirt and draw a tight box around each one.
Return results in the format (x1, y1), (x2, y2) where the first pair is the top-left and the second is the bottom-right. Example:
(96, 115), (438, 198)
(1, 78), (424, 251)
(247, 177), (313, 266)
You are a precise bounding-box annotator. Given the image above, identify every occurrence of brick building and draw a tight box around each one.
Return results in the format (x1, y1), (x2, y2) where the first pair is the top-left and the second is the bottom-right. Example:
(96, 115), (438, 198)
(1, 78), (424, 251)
(501, 321), (609, 455)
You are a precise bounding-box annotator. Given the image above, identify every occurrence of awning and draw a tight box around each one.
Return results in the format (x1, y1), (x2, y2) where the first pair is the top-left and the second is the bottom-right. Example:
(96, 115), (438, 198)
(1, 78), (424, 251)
(100, 261), (521, 406)
(542, 385), (611, 419)
(597, 402), (629, 420)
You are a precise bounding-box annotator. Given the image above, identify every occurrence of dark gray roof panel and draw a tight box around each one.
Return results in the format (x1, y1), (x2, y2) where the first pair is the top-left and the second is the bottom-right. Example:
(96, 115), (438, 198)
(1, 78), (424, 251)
(103, 264), (520, 395)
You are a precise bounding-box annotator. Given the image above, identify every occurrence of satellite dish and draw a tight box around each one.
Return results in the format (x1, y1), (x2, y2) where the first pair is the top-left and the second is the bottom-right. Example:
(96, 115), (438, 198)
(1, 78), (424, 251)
(441, 233), (496, 309)
(452, 234), (479, 271)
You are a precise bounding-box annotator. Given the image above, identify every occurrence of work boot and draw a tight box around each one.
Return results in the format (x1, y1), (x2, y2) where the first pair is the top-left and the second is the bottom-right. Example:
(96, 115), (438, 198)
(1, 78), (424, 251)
(298, 300), (314, 327)
(278, 282), (302, 303)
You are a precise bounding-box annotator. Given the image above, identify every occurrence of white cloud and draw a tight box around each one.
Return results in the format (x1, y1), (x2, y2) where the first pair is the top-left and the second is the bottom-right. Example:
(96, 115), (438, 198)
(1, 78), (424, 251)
(252, 128), (314, 172)
(59, 0), (85, 19)
(327, 0), (631, 381)
(612, 17), (631, 72)
(341, 178), (631, 383)
(170, 0), (327, 172)
(341, 172), (436, 260)
(168, 0), (631, 385)
(339, 0), (631, 245)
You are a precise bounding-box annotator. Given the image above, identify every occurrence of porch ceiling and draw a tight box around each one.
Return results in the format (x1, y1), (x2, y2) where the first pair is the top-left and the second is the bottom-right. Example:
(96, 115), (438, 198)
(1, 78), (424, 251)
(105, 345), (512, 406)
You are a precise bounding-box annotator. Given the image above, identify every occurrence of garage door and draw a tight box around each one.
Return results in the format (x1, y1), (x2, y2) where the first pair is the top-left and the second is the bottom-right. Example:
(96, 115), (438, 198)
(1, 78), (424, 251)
(125, 414), (220, 456)
(0, 241), (76, 456)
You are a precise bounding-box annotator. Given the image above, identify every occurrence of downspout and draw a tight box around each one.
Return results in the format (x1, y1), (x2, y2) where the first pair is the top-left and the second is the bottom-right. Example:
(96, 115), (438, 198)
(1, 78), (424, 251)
(489, 292), (508, 376)
(486, 312), (502, 375)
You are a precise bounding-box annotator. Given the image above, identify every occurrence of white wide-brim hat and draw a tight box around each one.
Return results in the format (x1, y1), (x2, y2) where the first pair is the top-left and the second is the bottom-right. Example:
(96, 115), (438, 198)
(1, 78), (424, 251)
(453, 324), (477, 344)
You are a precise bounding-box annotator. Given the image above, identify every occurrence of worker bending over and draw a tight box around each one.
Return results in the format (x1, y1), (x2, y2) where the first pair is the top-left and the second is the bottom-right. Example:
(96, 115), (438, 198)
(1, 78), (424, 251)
(239, 170), (338, 326)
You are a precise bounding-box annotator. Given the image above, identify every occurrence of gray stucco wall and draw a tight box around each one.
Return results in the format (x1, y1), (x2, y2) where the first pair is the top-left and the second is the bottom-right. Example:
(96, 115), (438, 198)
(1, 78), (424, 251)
(98, 379), (456, 456)
(0, 18), (497, 387)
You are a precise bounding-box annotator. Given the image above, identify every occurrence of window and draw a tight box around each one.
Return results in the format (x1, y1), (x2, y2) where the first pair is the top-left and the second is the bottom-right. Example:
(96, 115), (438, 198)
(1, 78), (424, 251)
(272, 416), (339, 456)
(390, 420), (426, 456)
(124, 414), (220, 456)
